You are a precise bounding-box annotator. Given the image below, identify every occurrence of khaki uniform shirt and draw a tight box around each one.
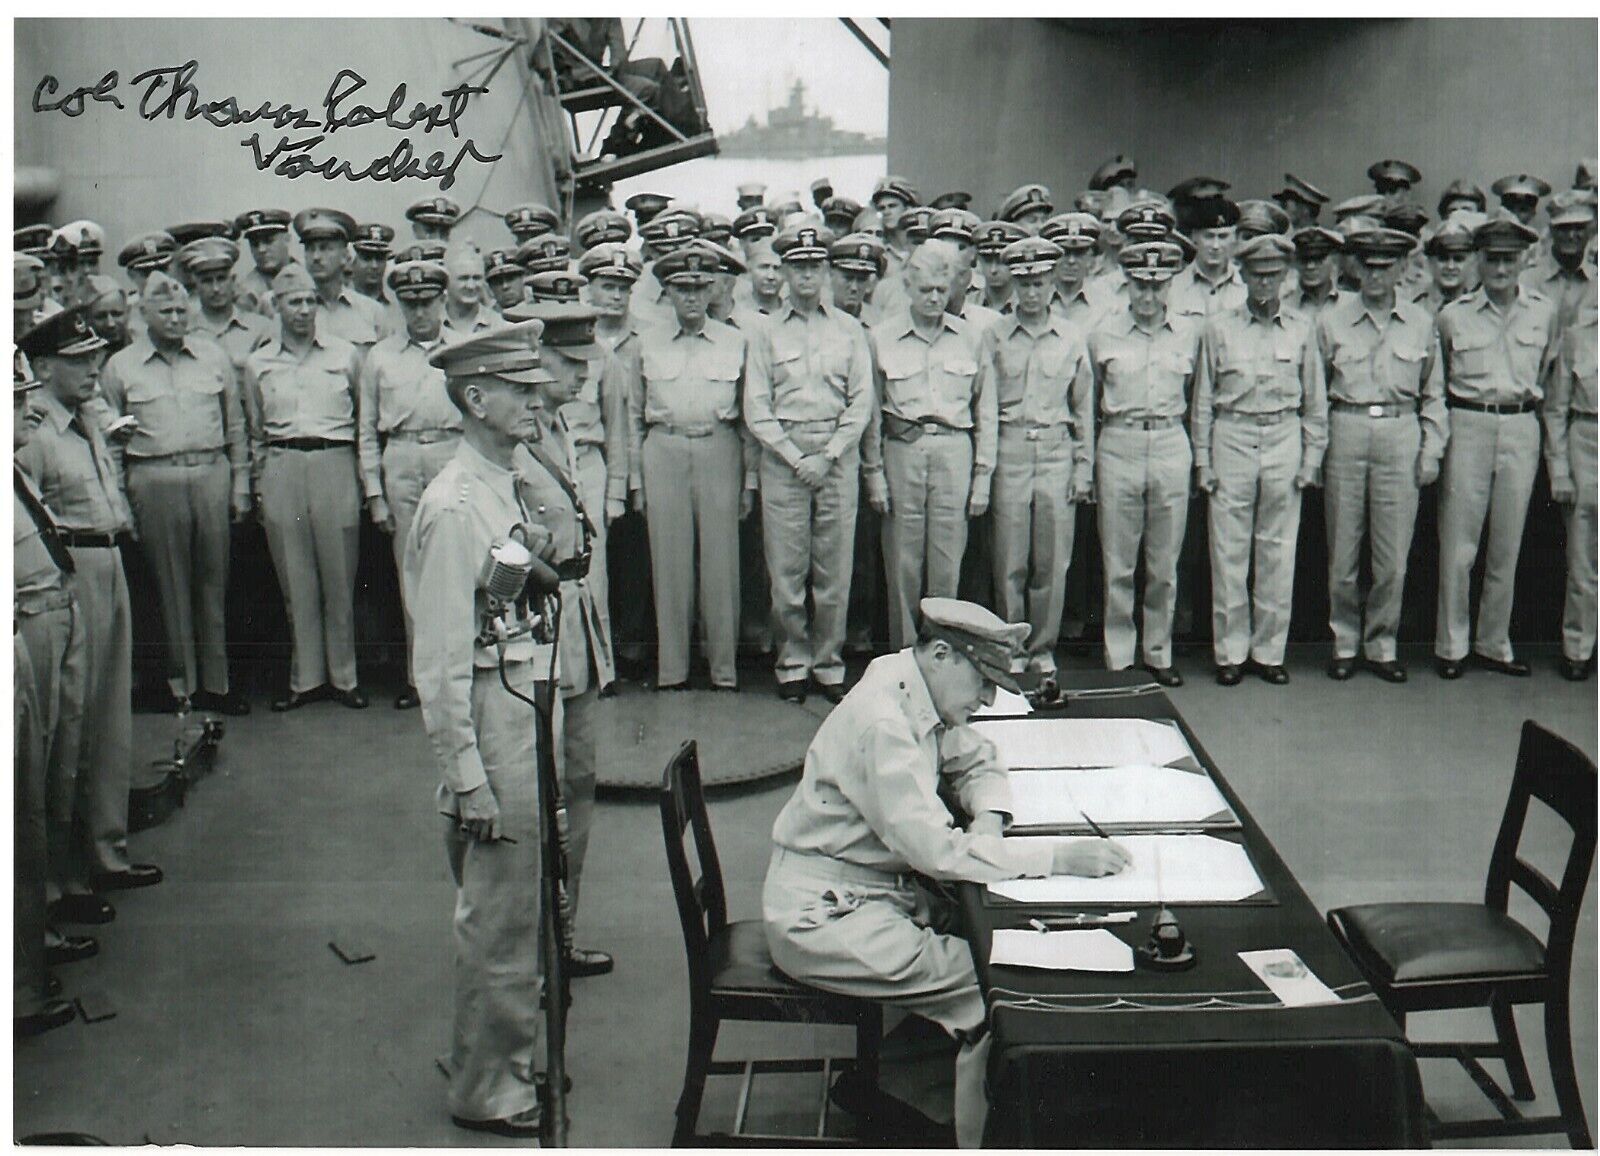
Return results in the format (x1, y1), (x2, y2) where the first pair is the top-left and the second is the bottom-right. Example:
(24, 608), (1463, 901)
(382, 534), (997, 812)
(1048, 278), (1120, 333)
(442, 304), (499, 339)
(15, 391), (134, 534)
(1544, 300), (1600, 489)
(518, 419), (614, 698)
(559, 350), (631, 505)
(863, 308), (997, 485)
(743, 297), (875, 471)
(1435, 287), (1559, 405)
(630, 317), (756, 491)
(1520, 256), (1597, 337)
(356, 331), (458, 500)
(189, 308), (273, 380)
(404, 438), (543, 797)
(98, 336), (250, 503)
(1316, 295), (1449, 467)
(243, 331), (361, 490)
(1168, 263), (1248, 323)
(317, 285), (391, 354)
(1193, 305), (1328, 473)
(770, 648), (1055, 881)
(1087, 309), (1202, 421)
(13, 474), (69, 599)
(981, 310), (1096, 478)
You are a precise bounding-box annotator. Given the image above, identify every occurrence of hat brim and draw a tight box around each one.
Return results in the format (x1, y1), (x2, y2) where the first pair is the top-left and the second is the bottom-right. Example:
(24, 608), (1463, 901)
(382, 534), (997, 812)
(545, 341), (604, 361)
(662, 273), (717, 287)
(479, 367), (546, 385)
(971, 659), (1024, 695)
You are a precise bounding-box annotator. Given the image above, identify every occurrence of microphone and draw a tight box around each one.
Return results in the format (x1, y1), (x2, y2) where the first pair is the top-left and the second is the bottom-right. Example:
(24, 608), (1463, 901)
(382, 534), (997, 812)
(483, 538), (535, 606)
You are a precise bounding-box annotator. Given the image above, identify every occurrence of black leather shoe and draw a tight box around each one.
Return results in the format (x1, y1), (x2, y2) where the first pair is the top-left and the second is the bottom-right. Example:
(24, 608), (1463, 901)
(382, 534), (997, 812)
(1435, 658), (1464, 680)
(817, 681), (847, 704)
(597, 681), (619, 698)
(392, 686), (420, 710)
(777, 680), (808, 703)
(1215, 664), (1243, 686)
(1473, 654), (1530, 677)
(1145, 665), (1183, 687)
(654, 681), (689, 693)
(829, 1069), (955, 1146)
(1559, 656), (1591, 682)
(271, 686), (326, 712)
(1254, 663), (1290, 685)
(15, 999), (76, 1039)
(1366, 659), (1408, 684)
(331, 687), (369, 709)
(450, 1108), (542, 1138)
(92, 864), (163, 891)
(193, 689), (251, 716)
(46, 935), (98, 967)
(566, 946), (614, 977)
(1326, 657), (1356, 680)
(48, 894), (114, 925)
(45, 974), (62, 999)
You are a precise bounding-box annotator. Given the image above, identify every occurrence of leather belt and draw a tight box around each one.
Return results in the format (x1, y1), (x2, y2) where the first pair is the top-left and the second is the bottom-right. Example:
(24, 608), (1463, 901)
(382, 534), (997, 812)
(882, 412), (965, 442)
(1000, 421), (1078, 442)
(126, 448), (225, 466)
(15, 588), (74, 616)
(651, 421), (731, 439)
(1215, 409), (1296, 426)
(59, 530), (124, 548)
(778, 418), (840, 433)
(268, 437), (353, 451)
(1572, 411), (1599, 424)
(1103, 414), (1183, 430)
(384, 429), (459, 445)
(1332, 401), (1412, 418)
(1446, 396), (1537, 415)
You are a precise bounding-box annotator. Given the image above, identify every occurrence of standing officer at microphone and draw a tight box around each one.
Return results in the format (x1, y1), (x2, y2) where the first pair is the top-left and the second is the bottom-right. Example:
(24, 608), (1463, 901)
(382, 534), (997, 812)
(405, 320), (557, 1139)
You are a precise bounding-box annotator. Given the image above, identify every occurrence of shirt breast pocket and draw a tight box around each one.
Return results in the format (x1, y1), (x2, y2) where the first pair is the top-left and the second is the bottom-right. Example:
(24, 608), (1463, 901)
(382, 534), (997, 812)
(1510, 324), (1549, 377)
(181, 367), (227, 399)
(642, 345), (687, 387)
(770, 342), (803, 387)
(1388, 342), (1425, 387)
(705, 357), (742, 409)
(937, 355), (979, 404)
(1450, 331), (1497, 379)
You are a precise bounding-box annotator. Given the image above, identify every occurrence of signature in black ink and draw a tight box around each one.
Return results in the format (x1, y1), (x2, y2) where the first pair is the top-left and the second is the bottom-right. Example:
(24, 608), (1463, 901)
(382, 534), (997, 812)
(32, 59), (503, 191)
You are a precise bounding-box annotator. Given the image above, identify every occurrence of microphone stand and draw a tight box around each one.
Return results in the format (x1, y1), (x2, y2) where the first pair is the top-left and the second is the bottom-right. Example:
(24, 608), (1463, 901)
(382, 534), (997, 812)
(494, 589), (571, 1146)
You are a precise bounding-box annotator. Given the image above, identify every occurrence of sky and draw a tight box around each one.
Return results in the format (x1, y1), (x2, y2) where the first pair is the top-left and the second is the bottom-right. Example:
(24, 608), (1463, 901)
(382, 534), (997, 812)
(622, 18), (889, 136)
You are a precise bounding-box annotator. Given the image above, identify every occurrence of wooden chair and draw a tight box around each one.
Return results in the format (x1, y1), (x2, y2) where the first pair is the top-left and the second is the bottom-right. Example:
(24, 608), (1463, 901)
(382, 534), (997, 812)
(659, 741), (881, 1146)
(1327, 720), (1595, 1147)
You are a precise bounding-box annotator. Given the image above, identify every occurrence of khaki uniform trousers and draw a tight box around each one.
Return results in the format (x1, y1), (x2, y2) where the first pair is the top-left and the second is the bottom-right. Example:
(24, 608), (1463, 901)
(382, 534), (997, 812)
(991, 424), (1078, 672)
(15, 632), (47, 1017)
(557, 684), (596, 920)
(642, 425), (742, 688)
(1563, 419), (1598, 663)
(761, 421), (859, 687)
(381, 437), (459, 673)
(1206, 417), (1304, 667)
(261, 445), (361, 693)
(1323, 411), (1422, 663)
(1096, 424), (1192, 670)
(882, 432), (973, 652)
(17, 597), (85, 900)
(440, 659), (544, 1124)
(125, 455), (232, 698)
(68, 545), (134, 876)
(1435, 410), (1541, 662)
(571, 445), (616, 680)
(763, 848), (992, 1149)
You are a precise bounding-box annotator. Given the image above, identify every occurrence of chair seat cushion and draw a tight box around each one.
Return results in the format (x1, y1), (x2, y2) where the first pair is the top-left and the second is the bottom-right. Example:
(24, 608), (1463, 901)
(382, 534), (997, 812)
(1329, 902), (1546, 985)
(708, 919), (811, 996)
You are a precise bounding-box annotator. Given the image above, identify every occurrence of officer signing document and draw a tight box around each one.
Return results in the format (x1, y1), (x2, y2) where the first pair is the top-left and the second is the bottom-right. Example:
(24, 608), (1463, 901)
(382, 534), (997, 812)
(763, 596), (1132, 1147)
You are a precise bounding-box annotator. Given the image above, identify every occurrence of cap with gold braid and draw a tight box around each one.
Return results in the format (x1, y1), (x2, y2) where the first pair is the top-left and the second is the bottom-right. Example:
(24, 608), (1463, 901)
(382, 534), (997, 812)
(919, 597), (1029, 693)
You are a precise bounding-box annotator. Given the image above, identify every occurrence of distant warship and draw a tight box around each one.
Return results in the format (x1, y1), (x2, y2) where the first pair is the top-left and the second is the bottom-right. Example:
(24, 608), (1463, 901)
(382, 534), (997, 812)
(716, 80), (887, 158)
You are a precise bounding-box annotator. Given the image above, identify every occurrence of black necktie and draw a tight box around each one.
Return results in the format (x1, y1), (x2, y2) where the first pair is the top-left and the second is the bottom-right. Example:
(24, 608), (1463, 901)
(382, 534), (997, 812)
(14, 467), (75, 575)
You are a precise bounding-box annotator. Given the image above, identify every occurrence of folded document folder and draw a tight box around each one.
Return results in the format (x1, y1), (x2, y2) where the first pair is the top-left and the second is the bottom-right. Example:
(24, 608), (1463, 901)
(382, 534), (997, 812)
(973, 717), (1200, 771)
(1005, 764), (1238, 834)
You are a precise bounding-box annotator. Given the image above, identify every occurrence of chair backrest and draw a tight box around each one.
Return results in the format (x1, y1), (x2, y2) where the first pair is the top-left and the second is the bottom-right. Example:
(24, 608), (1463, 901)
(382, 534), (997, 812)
(659, 740), (729, 1001)
(1485, 720), (1598, 978)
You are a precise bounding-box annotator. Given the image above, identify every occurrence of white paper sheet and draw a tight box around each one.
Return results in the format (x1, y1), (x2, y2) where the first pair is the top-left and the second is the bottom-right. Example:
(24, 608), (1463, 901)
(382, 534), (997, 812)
(973, 686), (1034, 717)
(1007, 764), (1233, 829)
(973, 717), (1196, 770)
(1238, 949), (1341, 1006)
(986, 835), (1264, 905)
(990, 928), (1135, 972)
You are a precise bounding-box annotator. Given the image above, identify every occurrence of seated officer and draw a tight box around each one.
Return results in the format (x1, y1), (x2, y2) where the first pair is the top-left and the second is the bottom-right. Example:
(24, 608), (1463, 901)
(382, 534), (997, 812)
(763, 597), (1129, 1149)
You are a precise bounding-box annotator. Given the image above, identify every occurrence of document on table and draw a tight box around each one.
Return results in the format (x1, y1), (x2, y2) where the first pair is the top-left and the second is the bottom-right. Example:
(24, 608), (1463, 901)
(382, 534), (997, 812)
(973, 686), (1034, 717)
(973, 717), (1198, 770)
(1239, 949), (1341, 1006)
(1006, 765), (1237, 832)
(990, 928), (1135, 972)
(986, 835), (1265, 905)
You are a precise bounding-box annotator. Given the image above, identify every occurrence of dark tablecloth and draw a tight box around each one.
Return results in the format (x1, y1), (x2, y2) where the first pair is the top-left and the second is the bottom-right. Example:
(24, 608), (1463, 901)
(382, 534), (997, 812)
(961, 671), (1427, 1148)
